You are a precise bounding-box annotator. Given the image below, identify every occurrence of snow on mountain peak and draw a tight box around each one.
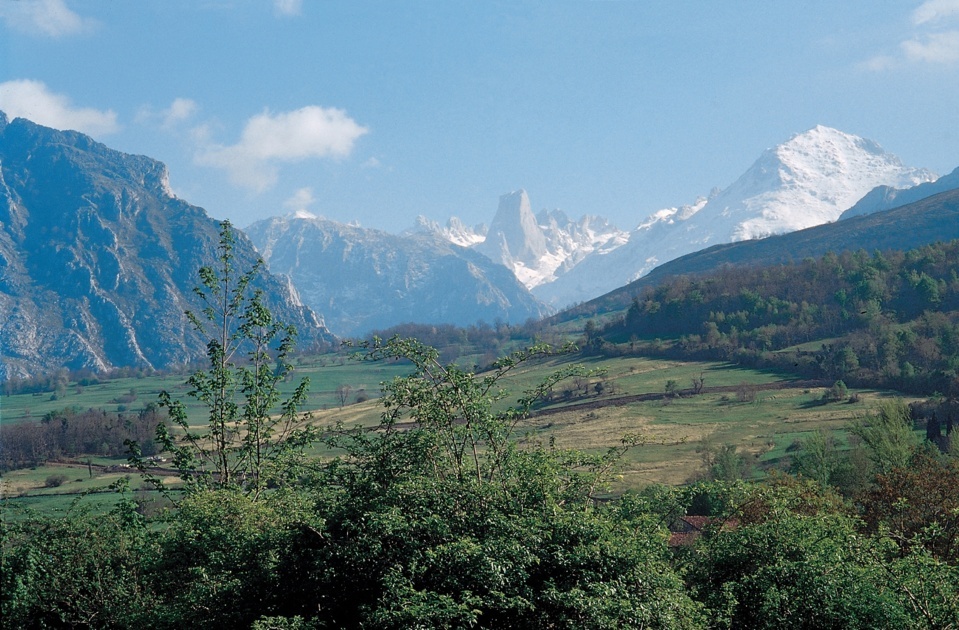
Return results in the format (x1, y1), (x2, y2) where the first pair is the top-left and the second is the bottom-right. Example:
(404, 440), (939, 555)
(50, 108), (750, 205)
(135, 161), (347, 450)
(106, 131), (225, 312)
(532, 126), (936, 308)
(694, 125), (936, 242)
(407, 214), (487, 247)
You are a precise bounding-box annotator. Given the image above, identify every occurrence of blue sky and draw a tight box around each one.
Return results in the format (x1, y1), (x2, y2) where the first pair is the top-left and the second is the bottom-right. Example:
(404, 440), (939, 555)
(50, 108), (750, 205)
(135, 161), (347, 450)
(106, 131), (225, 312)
(1, 1), (957, 232)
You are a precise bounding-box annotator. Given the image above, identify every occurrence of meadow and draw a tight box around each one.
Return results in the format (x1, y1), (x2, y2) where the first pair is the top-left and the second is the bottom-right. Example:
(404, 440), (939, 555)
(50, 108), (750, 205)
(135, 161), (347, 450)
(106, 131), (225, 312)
(1, 349), (913, 514)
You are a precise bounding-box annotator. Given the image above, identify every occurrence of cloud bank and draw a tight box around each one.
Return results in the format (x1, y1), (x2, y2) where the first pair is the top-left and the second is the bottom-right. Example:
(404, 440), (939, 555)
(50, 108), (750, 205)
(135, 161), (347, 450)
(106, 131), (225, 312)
(0, 0), (97, 38)
(865, 0), (959, 69)
(913, 0), (959, 25)
(284, 187), (317, 217)
(136, 97), (199, 129)
(196, 106), (368, 191)
(0, 80), (118, 136)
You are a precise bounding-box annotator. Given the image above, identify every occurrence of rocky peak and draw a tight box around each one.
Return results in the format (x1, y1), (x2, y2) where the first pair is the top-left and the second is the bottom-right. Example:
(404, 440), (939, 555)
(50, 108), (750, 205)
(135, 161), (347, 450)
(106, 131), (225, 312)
(476, 189), (547, 266)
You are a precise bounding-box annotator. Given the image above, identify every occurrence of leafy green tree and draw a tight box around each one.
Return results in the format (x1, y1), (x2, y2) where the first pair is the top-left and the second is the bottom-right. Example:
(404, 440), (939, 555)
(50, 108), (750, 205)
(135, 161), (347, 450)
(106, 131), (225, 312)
(851, 399), (919, 475)
(687, 479), (910, 629)
(298, 337), (705, 628)
(1, 503), (159, 629)
(139, 221), (313, 500)
(823, 379), (848, 402)
(791, 428), (840, 487)
(701, 443), (753, 482)
(143, 489), (319, 629)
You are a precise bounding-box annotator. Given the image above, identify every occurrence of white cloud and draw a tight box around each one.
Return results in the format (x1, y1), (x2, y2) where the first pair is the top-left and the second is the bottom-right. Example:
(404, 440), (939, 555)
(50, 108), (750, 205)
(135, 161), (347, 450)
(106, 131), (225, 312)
(196, 106), (368, 191)
(859, 54), (898, 71)
(283, 187), (317, 217)
(137, 97), (199, 128)
(161, 98), (199, 127)
(0, 0), (97, 38)
(273, 0), (302, 17)
(0, 79), (119, 136)
(864, 1), (959, 70)
(902, 30), (959, 62)
(913, 0), (959, 25)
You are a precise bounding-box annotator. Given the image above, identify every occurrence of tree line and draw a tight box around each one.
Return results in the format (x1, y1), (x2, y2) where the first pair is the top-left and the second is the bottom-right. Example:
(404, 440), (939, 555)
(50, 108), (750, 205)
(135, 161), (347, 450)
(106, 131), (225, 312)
(592, 241), (959, 398)
(0, 405), (166, 472)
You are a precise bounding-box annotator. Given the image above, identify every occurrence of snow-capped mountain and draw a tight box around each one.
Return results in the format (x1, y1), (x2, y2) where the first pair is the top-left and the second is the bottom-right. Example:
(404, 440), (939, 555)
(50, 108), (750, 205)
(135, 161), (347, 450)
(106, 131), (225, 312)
(409, 215), (487, 248)
(532, 126), (936, 307)
(420, 190), (628, 290)
(839, 165), (959, 220)
(246, 213), (549, 337)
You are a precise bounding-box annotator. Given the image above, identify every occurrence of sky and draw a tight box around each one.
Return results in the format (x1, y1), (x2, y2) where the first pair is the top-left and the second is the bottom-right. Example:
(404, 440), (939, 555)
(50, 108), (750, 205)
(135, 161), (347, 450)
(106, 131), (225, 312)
(1, 1), (958, 233)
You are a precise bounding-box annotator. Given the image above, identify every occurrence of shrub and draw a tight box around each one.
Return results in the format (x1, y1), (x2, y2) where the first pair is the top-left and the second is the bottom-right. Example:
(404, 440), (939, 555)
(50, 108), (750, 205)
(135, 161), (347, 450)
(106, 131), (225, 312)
(44, 474), (68, 488)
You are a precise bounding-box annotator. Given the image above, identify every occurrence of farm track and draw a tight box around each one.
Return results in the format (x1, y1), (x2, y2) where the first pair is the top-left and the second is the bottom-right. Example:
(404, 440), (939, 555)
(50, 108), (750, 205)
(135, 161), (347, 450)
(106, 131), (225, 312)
(526, 379), (833, 418)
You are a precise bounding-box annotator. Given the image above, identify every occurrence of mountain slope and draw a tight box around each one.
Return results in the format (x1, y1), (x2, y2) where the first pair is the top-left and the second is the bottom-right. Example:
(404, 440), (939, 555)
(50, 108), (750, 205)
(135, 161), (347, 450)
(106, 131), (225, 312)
(0, 112), (333, 379)
(839, 166), (959, 220)
(559, 186), (959, 322)
(246, 213), (549, 337)
(534, 126), (936, 307)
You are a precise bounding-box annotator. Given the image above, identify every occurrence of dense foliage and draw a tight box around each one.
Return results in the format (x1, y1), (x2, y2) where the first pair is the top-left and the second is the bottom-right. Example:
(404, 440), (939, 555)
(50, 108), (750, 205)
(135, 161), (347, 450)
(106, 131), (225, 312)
(596, 240), (959, 398)
(6, 334), (959, 627)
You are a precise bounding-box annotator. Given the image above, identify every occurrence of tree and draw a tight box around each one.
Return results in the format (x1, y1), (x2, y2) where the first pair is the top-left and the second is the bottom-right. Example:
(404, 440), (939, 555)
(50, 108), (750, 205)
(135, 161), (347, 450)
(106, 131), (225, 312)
(791, 429), (840, 487)
(686, 479), (914, 629)
(823, 379), (848, 402)
(334, 383), (352, 408)
(851, 399), (918, 475)
(305, 337), (705, 627)
(665, 379), (680, 398)
(138, 221), (313, 500)
(860, 451), (959, 563)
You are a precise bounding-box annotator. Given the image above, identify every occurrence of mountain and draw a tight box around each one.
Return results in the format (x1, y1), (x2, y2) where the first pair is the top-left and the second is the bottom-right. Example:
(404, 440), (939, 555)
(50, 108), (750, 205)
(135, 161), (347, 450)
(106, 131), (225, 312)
(425, 189), (628, 291)
(532, 126), (936, 307)
(839, 166), (959, 220)
(245, 213), (549, 337)
(474, 190), (549, 272)
(409, 215), (487, 248)
(0, 112), (333, 379)
(559, 186), (959, 322)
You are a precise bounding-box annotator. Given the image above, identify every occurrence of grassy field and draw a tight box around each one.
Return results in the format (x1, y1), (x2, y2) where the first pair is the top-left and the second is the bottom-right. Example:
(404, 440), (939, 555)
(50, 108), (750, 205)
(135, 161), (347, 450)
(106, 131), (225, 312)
(303, 352), (912, 489)
(2, 350), (916, 513)
(0, 352), (414, 424)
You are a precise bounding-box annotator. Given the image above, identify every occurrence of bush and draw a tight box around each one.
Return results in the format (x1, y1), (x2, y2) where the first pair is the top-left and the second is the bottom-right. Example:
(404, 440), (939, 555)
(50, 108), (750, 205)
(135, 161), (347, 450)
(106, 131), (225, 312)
(44, 474), (68, 488)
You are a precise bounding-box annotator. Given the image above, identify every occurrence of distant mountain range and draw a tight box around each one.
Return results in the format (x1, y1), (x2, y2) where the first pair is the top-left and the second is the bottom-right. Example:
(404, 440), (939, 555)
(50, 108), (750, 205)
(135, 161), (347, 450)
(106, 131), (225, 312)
(246, 213), (549, 337)
(428, 126), (938, 308)
(0, 112), (333, 379)
(560, 186), (959, 323)
(2, 110), (955, 379)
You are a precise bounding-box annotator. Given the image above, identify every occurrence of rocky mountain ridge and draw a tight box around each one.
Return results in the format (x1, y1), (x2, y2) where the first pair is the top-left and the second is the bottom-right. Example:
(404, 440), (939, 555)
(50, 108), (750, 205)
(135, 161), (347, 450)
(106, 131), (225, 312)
(246, 212), (549, 337)
(0, 112), (333, 379)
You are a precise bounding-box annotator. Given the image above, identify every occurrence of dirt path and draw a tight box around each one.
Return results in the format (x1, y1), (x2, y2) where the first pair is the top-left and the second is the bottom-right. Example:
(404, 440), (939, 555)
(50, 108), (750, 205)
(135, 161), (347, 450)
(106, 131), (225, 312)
(526, 379), (832, 419)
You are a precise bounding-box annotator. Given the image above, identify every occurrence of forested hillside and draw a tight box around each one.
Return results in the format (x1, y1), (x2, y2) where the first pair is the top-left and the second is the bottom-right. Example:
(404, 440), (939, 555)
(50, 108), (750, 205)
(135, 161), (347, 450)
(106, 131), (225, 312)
(594, 239), (959, 398)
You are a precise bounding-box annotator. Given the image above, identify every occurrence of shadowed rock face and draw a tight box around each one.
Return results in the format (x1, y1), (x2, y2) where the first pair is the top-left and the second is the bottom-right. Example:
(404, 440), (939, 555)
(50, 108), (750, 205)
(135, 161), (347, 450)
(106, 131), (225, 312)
(0, 112), (333, 379)
(246, 214), (550, 337)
